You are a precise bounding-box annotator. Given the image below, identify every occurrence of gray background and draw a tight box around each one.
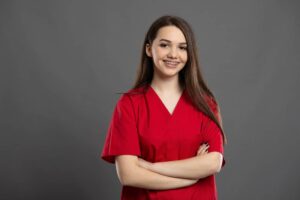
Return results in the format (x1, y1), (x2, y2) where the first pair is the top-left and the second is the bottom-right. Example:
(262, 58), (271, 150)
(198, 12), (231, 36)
(1, 0), (299, 199)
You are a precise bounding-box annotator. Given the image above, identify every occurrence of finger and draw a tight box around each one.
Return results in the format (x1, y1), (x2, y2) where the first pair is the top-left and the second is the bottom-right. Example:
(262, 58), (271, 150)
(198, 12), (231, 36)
(197, 145), (209, 155)
(198, 149), (208, 155)
(197, 150), (207, 156)
(197, 146), (206, 153)
(197, 147), (207, 155)
(199, 142), (209, 148)
(198, 144), (207, 151)
(198, 144), (209, 151)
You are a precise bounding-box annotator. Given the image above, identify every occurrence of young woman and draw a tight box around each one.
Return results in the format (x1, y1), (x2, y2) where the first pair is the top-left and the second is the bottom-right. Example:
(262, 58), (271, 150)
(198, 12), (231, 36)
(101, 15), (227, 200)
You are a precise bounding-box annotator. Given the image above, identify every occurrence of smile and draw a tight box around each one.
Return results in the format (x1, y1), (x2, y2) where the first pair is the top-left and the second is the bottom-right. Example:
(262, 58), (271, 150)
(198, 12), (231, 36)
(163, 60), (180, 67)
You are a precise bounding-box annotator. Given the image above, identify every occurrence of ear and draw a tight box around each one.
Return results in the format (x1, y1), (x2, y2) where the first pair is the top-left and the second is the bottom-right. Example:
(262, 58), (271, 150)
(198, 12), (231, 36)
(145, 43), (152, 57)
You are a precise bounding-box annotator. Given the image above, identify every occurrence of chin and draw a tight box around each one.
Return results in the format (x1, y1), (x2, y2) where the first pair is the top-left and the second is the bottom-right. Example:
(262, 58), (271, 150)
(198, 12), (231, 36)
(154, 64), (184, 78)
(161, 70), (181, 77)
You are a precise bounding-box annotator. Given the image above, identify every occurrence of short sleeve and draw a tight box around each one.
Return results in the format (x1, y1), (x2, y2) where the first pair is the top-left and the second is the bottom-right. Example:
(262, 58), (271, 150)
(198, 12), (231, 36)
(101, 94), (141, 164)
(204, 95), (226, 167)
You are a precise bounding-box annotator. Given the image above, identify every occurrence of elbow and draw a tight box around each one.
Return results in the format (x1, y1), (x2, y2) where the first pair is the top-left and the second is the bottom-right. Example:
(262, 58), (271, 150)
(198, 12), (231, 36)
(213, 162), (222, 174)
(119, 172), (142, 187)
(210, 153), (223, 174)
(116, 168), (136, 186)
(116, 169), (127, 185)
(115, 155), (140, 186)
(118, 174), (131, 186)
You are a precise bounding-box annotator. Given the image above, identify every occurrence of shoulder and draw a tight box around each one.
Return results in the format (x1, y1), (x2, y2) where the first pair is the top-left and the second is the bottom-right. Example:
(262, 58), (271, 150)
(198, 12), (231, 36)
(204, 94), (218, 112)
(117, 85), (147, 108)
(203, 93), (223, 125)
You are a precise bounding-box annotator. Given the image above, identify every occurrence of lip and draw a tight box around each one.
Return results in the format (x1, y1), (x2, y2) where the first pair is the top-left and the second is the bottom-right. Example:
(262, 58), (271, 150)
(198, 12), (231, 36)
(163, 60), (180, 64)
(163, 60), (180, 68)
(163, 60), (180, 69)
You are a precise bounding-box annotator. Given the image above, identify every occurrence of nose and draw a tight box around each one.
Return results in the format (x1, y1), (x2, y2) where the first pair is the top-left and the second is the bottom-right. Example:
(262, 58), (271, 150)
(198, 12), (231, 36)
(167, 47), (178, 58)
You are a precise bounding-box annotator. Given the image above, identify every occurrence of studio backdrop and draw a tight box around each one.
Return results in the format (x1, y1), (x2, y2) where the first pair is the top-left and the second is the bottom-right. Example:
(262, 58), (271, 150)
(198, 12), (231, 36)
(1, 1), (299, 200)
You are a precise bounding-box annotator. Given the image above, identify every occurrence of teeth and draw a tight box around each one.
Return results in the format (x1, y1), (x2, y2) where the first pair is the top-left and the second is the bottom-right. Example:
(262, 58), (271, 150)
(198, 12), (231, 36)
(164, 61), (178, 65)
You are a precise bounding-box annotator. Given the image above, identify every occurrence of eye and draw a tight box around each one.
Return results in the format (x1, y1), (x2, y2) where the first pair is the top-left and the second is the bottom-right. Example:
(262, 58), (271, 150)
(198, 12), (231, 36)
(159, 43), (168, 48)
(179, 46), (187, 51)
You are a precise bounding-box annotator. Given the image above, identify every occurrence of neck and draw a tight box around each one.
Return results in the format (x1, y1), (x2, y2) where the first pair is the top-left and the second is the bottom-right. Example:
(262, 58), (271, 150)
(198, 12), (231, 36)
(150, 73), (182, 94)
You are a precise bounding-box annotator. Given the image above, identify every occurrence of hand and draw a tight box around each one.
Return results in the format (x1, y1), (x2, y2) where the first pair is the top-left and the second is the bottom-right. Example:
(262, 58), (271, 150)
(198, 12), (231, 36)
(196, 143), (209, 156)
(137, 157), (153, 170)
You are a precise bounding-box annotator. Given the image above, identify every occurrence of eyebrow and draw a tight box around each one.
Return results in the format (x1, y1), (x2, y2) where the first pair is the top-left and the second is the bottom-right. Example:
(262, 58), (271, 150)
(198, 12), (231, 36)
(159, 39), (187, 45)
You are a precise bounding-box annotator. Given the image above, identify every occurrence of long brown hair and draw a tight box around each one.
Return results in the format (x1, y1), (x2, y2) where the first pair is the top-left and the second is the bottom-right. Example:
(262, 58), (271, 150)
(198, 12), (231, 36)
(131, 15), (227, 145)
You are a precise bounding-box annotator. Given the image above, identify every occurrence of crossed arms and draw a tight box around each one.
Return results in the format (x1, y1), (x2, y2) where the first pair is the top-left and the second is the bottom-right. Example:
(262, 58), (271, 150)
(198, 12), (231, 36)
(115, 143), (223, 190)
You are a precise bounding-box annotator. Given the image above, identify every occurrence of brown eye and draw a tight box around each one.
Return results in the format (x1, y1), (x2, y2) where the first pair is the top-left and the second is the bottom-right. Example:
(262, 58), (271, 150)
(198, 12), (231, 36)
(159, 43), (168, 48)
(180, 46), (187, 50)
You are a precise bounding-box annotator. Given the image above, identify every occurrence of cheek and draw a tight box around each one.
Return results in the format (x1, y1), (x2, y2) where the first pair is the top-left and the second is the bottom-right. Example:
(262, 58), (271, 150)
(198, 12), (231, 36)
(153, 48), (167, 59)
(181, 52), (188, 63)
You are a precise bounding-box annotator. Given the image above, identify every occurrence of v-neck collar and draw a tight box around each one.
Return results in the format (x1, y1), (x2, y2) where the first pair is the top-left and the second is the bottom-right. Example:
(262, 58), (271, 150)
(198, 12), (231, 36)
(148, 84), (185, 117)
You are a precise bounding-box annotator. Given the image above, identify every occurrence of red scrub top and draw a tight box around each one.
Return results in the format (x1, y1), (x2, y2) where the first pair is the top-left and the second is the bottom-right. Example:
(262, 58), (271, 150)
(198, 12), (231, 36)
(101, 84), (225, 200)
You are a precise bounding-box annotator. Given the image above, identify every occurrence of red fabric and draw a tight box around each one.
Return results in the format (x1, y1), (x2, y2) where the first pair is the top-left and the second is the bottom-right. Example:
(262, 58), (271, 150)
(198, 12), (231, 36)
(101, 84), (225, 200)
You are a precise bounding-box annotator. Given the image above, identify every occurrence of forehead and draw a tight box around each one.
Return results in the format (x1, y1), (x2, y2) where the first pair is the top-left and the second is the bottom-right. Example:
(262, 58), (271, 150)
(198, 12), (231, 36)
(155, 26), (186, 44)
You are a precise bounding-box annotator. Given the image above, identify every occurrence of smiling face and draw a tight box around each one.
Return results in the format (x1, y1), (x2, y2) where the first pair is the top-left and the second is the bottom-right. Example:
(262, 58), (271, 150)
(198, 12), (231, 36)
(146, 25), (188, 79)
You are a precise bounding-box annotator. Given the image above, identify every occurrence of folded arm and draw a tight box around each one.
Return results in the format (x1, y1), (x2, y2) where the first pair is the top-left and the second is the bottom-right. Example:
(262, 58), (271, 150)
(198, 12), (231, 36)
(115, 155), (199, 190)
(139, 151), (223, 180)
(139, 108), (226, 180)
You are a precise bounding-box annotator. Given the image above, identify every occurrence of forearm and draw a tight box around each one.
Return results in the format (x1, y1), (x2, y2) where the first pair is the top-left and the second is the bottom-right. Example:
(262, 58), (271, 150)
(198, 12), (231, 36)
(124, 165), (198, 190)
(144, 152), (223, 179)
(116, 155), (198, 190)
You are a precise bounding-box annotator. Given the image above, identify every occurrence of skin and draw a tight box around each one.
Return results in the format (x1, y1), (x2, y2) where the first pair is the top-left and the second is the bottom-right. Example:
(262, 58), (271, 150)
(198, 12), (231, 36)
(137, 150), (223, 180)
(145, 25), (187, 112)
(146, 26), (187, 81)
(115, 25), (223, 189)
